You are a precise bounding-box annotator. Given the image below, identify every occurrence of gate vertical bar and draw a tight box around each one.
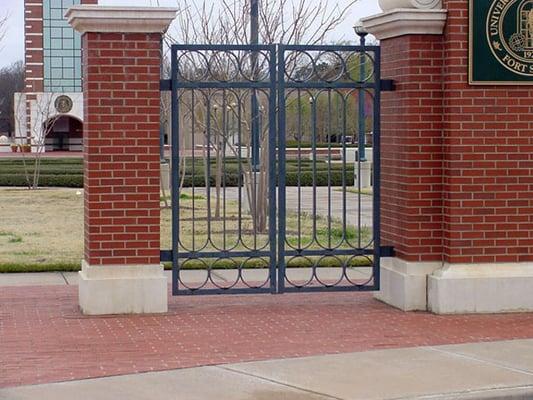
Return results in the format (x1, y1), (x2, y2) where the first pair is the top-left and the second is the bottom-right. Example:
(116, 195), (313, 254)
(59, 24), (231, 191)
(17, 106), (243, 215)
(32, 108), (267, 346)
(250, 0), (260, 170)
(268, 46), (278, 293)
(171, 45), (180, 295)
(277, 45), (286, 293)
(372, 46), (381, 290)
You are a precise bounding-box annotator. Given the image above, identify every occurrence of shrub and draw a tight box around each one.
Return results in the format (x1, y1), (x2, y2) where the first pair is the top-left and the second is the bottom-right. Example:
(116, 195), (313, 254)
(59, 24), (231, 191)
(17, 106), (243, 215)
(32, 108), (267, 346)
(0, 174), (83, 188)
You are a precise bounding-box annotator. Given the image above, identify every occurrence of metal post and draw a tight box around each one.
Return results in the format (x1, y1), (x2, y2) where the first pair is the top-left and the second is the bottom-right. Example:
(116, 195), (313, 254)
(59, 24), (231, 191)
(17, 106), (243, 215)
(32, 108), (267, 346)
(251, 0), (260, 171)
(358, 34), (367, 162)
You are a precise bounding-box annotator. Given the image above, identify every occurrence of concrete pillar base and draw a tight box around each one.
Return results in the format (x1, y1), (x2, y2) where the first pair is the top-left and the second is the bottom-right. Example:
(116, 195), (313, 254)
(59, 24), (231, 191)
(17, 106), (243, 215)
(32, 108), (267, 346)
(374, 257), (442, 311)
(355, 161), (372, 189)
(160, 161), (170, 191)
(79, 261), (168, 315)
(428, 263), (533, 314)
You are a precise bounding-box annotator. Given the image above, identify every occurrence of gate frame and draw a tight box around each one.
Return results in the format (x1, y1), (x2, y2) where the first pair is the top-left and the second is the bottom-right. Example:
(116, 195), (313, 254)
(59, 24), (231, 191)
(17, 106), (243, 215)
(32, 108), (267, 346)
(160, 43), (395, 296)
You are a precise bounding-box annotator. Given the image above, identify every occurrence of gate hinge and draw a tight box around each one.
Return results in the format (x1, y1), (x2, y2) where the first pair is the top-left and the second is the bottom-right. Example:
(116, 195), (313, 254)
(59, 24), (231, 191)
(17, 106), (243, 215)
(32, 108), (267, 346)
(380, 246), (395, 257)
(160, 250), (172, 261)
(160, 79), (172, 91)
(380, 79), (395, 91)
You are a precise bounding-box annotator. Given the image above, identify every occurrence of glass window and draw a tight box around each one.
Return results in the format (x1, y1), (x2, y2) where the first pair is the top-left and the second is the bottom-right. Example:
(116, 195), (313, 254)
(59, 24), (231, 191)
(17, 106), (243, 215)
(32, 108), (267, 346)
(63, 58), (73, 68)
(51, 57), (62, 68)
(43, 0), (83, 93)
(51, 28), (62, 38)
(51, 38), (62, 49)
(51, 8), (62, 20)
(63, 39), (73, 49)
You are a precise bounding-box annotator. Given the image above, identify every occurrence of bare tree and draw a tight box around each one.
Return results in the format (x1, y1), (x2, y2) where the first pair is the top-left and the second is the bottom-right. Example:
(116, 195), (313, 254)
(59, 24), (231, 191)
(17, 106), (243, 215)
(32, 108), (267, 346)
(14, 94), (60, 189)
(166, 0), (357, 234)
(0, 13), (7, 52)
(0, 61), (24, 136)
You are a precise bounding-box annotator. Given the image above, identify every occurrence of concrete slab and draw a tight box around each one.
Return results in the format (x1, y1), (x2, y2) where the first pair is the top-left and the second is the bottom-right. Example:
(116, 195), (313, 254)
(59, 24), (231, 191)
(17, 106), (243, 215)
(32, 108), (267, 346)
(0, 272), (66, 286)
(226, 346), (533, 400)
(437, 339), (533, 375)
(0, 366), (331, 400)
(3, 340), (533, 399)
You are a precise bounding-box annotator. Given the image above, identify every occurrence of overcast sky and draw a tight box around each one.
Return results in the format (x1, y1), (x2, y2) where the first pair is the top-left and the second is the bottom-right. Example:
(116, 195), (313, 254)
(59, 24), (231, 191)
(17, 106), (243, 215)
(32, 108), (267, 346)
(0, 0), (381, 69)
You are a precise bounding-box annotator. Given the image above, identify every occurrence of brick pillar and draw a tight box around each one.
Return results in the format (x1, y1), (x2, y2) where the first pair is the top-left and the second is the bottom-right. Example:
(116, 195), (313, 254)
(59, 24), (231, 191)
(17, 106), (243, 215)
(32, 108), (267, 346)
(363, 8), (447, 311)
(364, 2), (533, 314)
(67, 6), (176, 315)
(380, 35), (444, 263)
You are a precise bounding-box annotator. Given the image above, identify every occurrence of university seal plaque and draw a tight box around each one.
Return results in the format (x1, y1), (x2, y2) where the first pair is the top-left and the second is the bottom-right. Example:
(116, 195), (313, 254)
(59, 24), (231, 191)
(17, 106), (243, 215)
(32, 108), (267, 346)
(470, 0), (533, 84)
(54, 95), (73, 113)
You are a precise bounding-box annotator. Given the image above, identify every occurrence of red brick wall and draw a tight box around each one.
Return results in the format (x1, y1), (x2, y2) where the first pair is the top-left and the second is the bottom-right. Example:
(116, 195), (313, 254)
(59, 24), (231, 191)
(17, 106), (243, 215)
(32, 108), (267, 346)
(24, 0), (44, 93)
(380, 1), (533, 264)
(442, 0), (533, 263)
(82, 32), (161, 266)
(381, 35), (444, 262)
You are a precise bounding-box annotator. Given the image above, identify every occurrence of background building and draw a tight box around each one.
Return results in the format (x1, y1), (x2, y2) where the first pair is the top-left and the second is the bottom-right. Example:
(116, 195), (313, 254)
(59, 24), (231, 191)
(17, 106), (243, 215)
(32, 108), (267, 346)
(14, 0), (97, 152)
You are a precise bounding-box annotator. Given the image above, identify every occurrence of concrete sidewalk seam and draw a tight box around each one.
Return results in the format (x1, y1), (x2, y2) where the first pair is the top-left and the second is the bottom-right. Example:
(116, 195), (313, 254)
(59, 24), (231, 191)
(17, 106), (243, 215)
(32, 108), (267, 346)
(428, 346), (533, 377)
(59, 272), (69, 285)
(399, 384), (533, 399)
(216, 365), (345, 400)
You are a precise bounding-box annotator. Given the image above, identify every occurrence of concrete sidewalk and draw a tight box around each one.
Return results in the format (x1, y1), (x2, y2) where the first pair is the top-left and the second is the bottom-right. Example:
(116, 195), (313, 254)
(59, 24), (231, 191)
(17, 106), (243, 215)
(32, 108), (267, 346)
(2, 339), (533, 400)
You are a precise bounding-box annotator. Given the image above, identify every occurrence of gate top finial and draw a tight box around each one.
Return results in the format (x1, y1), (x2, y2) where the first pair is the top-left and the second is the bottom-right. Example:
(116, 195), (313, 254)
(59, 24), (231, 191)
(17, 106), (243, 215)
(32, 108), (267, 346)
(66, 6), (178, 34)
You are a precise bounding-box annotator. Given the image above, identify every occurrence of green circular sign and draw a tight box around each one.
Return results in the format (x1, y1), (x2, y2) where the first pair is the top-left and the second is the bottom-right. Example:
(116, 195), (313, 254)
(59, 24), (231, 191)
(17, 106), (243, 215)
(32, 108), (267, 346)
(487, 0), (533, 77)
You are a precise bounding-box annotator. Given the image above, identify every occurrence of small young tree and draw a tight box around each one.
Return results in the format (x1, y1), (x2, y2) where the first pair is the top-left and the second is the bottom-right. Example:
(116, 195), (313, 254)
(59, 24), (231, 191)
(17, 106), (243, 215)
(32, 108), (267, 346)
(15, 93), (60, 190)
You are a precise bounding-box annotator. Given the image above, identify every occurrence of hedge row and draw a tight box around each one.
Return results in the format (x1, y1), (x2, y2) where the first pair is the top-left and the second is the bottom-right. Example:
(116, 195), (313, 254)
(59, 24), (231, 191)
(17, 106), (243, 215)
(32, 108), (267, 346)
(180, 170), (354, 187)
(0, 171), (353, 188)
(0, 174), (83, 187)
(0, 158), (354, 188)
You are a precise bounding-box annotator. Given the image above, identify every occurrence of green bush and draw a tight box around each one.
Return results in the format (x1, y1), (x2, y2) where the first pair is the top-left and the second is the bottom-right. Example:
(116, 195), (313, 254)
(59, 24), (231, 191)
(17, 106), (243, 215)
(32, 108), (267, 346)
(0, 158), (354, 188)
(0, 174), (83, 188)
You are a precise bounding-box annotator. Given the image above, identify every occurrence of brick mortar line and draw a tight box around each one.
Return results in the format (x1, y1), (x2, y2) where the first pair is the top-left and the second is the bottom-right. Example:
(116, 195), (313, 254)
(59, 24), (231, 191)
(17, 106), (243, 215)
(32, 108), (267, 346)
(215, 365), (345, 400)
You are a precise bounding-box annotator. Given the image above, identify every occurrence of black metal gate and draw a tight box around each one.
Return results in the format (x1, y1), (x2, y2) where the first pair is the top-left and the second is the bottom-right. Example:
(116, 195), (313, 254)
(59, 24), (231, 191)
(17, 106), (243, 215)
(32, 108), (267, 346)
(160, 43), (390, 295)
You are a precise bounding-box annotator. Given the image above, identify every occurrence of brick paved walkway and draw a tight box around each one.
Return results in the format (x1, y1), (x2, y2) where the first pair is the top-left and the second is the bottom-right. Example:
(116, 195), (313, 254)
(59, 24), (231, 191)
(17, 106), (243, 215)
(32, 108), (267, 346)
(2, 286), (533, 389)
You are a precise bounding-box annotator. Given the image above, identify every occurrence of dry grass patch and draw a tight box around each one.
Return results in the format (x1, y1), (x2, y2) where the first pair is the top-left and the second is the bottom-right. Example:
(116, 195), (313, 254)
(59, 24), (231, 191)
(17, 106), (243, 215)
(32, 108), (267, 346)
(0, 188), (372, 271)
(0, 188), (84, 265)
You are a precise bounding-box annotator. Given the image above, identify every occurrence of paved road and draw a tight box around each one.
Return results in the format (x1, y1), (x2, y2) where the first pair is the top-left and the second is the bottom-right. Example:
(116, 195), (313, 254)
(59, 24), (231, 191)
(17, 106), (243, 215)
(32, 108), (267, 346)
(186, 186), (374, 227)
(2, 339), (533, 399)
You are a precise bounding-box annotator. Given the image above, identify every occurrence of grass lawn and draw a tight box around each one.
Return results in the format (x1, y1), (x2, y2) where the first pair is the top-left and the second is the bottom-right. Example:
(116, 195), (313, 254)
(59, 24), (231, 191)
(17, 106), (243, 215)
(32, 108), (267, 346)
(0, 187), (372, 272)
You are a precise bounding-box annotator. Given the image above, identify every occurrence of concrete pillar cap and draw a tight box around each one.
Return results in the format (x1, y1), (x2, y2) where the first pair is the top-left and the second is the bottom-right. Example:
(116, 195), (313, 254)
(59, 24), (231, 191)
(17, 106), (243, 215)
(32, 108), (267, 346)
(361, 8), (447, 40)
(66, 6), (177, 34)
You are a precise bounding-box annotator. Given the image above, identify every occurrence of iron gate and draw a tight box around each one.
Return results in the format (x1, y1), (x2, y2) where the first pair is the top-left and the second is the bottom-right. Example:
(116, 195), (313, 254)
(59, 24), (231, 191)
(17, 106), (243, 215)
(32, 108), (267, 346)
(160, 43), (390, 295)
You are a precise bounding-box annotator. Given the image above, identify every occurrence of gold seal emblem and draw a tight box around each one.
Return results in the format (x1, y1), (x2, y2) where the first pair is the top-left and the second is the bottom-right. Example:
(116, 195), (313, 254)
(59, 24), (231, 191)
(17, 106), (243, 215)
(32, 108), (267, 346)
(54, 95), (73, 114)
(487, 0), (533, 76)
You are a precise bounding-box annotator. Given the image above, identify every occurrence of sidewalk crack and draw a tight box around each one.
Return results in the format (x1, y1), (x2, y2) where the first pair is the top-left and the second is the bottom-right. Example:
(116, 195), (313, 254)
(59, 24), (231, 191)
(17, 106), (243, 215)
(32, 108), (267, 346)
(428, 346), (533, 377)
(59, 272), (69, 285)
(216, 365), (345, 400)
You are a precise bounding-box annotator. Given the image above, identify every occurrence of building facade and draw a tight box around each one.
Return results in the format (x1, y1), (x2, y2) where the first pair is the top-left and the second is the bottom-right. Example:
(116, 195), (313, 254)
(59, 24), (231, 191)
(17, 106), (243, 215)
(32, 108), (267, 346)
(14, 0), (97, 152)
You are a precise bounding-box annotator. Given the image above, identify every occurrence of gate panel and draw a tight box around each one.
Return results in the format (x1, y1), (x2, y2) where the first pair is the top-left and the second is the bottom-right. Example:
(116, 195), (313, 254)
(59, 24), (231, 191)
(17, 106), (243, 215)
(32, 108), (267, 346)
(169, 44), (278, 295)
(162, 43), (383, 295)
(277, 44), (381, 292)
